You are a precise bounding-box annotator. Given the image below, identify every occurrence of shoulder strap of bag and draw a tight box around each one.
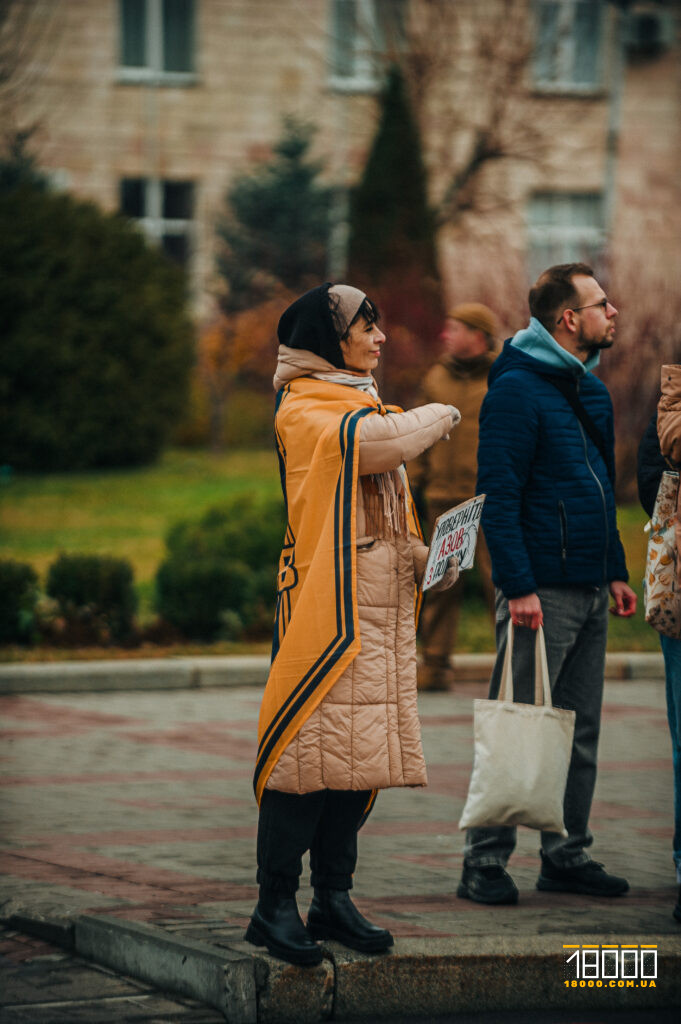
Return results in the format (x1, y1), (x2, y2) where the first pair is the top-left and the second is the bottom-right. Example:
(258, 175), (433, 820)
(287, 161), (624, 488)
(544, 374), (613, 483)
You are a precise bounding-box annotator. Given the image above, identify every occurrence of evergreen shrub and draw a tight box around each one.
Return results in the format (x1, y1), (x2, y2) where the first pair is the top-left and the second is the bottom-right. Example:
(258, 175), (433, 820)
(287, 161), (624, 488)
(155, 492), (286, 640)
(0, 560), (39, 645)
(155, 559), (254, 640)
(46, 553), (137, 643)
(216, 118), (331, 314)
(0, 183), (194, 470)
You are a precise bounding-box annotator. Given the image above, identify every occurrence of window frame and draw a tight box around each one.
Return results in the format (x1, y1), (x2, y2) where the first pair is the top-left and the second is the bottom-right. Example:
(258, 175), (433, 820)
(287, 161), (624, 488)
(327, 0), (403, 94)
(117, 0), (197, 86)
(532, 0), (606, 95)
(526, 191), (606, 281)
(120, 177), (196, 270)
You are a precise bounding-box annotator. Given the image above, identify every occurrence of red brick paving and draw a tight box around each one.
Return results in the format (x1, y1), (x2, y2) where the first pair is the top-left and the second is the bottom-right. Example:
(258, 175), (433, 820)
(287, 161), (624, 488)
(0, 931), (62, 963)
(0, 681), (678, 943)
(0, 696), (146, 727)
(0, 768), (248, 786)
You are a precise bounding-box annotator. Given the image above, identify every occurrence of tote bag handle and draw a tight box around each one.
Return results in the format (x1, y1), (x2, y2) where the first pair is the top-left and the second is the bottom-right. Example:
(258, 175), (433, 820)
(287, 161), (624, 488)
(498, 622), (552, 707)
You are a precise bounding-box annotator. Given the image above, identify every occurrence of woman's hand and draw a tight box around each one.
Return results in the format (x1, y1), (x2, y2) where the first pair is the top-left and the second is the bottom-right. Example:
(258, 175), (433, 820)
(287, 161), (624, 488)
(441, 405), (461, 440)
(429, 556), (459, 592)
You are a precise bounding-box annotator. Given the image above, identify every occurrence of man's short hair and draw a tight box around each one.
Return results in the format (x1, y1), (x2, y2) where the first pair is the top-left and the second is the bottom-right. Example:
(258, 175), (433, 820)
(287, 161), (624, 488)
(528, 263), (595, 332)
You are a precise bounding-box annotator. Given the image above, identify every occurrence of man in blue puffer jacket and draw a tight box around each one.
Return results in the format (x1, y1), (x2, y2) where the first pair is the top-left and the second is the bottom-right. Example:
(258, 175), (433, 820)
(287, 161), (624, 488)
(458, 263), (637, 906)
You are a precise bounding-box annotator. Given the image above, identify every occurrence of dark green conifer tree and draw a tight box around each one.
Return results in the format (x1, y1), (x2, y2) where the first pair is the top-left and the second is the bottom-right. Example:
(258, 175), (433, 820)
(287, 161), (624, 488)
(348, 66), (442, 402)
(215, 119), (331, 314)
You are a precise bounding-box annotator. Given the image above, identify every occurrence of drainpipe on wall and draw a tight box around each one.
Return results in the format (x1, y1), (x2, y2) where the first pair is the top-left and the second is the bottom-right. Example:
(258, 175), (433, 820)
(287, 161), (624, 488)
(327, 93), (350, 281)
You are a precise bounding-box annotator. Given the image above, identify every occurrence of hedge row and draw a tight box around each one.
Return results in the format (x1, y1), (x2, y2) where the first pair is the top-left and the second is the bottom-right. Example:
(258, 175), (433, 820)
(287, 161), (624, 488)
(0, 553), (138, 646)
(0, 492), (286, 646)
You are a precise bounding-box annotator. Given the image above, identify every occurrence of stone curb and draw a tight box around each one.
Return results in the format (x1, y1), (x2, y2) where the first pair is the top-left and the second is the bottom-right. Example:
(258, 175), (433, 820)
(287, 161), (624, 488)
(0, 655), (272, 694)
(75, 915), (256, 1023)
(2, 907), (680, 1021)
(0, 652), (664, 694)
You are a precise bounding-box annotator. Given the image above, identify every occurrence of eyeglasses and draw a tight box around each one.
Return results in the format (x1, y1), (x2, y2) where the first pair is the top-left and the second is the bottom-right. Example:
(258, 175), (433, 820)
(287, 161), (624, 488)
(556, 298), (610, 326)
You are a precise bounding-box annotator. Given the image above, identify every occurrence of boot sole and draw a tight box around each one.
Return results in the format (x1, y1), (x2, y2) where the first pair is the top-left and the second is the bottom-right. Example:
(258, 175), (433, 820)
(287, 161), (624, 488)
(456, 882), (518, 905)
(244, 920), (323, 966)
(536, 876), (629, 897)
(307, 921), (393, 953)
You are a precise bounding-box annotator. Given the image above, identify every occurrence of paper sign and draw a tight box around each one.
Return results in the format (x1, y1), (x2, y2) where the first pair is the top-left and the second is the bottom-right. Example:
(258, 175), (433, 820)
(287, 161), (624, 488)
(421, 494), (486, 592)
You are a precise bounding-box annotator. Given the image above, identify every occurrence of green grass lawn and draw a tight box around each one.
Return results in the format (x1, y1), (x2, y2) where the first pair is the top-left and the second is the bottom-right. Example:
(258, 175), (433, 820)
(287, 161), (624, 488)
(604, 502), (656, 651)
(0, 448), (657, 656)
(0, 448), (280, 619)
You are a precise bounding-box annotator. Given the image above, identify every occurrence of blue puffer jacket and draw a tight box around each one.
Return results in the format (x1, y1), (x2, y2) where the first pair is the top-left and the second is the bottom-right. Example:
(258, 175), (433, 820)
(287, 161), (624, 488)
(477, 320), (628, 598)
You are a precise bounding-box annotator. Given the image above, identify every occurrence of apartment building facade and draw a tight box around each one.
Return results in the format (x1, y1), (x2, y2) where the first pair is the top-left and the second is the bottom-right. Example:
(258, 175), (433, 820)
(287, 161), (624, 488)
(3, 0), (680, 320)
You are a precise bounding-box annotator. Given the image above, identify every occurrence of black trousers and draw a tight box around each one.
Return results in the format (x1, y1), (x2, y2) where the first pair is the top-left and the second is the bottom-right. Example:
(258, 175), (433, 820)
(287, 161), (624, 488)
(256, 788), (371, 895)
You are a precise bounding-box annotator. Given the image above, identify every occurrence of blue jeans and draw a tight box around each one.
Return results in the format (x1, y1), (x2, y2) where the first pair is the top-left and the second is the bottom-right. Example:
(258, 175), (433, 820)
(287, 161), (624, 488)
(464, 586), (609, 870)
(659, 634), (681, 883)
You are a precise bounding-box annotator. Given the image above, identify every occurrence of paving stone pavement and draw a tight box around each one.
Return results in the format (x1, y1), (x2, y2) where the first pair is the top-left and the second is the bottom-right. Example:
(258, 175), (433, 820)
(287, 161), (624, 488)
(0, 679), (679, 1018)
(0, 925), (225, 1022)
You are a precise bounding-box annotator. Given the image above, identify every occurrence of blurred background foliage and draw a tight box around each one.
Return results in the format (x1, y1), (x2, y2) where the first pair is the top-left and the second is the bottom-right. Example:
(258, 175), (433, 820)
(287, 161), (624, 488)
(1, 15), (676, 655)
(0, 136), (194, 472)
(0, 448), (656, 656)
(348, 66), (443, 404)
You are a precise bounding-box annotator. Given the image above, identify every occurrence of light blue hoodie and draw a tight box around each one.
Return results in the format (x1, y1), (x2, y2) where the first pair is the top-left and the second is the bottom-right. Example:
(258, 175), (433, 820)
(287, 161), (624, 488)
(510, 316), (600, 375)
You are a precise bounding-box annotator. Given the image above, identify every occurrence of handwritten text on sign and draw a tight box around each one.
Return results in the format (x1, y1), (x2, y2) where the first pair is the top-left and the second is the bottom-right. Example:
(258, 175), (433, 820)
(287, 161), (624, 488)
(422, 495), (485, 592)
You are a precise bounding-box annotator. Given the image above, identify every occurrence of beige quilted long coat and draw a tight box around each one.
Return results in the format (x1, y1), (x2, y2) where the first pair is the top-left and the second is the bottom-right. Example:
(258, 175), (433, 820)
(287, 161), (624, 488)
(266, 349), (458, 794)
(657, 364), (681, 583)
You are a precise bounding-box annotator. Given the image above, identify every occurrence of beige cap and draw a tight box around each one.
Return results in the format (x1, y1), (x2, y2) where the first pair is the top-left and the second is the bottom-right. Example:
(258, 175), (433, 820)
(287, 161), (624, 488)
(328, 284), (367, 338)
(448, 302), (499, 340)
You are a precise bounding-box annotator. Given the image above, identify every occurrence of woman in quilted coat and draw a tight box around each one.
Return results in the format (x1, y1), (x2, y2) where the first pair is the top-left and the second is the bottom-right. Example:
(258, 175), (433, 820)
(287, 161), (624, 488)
(245, 283), (461, 965)
(638, 364), (681, 925)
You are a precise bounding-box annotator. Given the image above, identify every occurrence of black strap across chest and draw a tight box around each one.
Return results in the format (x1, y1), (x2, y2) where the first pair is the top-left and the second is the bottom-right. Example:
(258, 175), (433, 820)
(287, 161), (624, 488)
(544, 374), (613, 483)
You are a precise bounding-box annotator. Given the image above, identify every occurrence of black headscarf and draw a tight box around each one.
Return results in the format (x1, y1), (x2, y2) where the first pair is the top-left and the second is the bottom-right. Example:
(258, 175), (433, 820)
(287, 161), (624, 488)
(277, 283), (345, 369)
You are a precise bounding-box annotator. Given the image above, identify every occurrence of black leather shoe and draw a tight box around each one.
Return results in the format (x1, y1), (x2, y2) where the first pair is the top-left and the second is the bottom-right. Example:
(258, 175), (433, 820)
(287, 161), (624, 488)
(307, 888), (393, 953)
(536, 854), (629, 897)
(457, 863), (518, 905)
(245, 892), (322, 966)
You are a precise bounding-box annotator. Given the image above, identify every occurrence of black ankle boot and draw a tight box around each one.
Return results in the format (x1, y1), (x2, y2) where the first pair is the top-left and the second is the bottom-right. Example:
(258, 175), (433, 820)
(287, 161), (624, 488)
(307, 887), (393, 953)
(245, 890), (322, 966)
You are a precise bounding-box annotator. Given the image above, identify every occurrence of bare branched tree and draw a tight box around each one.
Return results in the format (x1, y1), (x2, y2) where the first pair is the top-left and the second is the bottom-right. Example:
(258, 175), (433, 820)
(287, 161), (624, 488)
(0, 0), (65, 140)
(294, 0), (553, 233)
(401, 0), (549, 227)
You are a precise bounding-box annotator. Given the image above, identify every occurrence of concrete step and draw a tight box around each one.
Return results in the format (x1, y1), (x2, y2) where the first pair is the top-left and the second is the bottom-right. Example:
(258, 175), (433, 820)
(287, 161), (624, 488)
(2, 907), (679, 1023)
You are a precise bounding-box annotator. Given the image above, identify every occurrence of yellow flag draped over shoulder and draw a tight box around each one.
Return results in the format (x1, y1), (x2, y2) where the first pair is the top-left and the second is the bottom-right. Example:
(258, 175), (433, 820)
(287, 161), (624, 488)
(254, 377), (383, 804)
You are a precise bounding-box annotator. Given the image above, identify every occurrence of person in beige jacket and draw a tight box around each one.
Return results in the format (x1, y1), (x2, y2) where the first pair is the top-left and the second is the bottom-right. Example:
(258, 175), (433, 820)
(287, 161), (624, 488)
(245, 283), (460, 965)
(409, 304), (498, 690)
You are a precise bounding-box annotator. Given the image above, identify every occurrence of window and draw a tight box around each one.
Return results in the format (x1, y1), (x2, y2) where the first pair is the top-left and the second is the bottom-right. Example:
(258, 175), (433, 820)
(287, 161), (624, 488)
(119, 0), (195, 83)
(120, 178), (194, 268)
(527, 192), (605, 281)
(328, 0), (406, 91)
(533, 0), (604, 91)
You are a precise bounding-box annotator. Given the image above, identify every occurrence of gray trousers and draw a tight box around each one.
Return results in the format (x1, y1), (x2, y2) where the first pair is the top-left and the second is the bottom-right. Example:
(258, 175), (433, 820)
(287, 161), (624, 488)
(464, 585), (609, 869)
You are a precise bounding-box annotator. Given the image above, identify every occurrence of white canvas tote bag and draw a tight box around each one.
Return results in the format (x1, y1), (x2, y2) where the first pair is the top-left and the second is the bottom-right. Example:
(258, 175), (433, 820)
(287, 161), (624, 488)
(459, 623), (576, 835)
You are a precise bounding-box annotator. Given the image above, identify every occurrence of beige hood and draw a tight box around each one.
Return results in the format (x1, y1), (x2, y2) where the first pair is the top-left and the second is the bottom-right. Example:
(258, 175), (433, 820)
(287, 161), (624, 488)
(273, 345), (340, 393)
